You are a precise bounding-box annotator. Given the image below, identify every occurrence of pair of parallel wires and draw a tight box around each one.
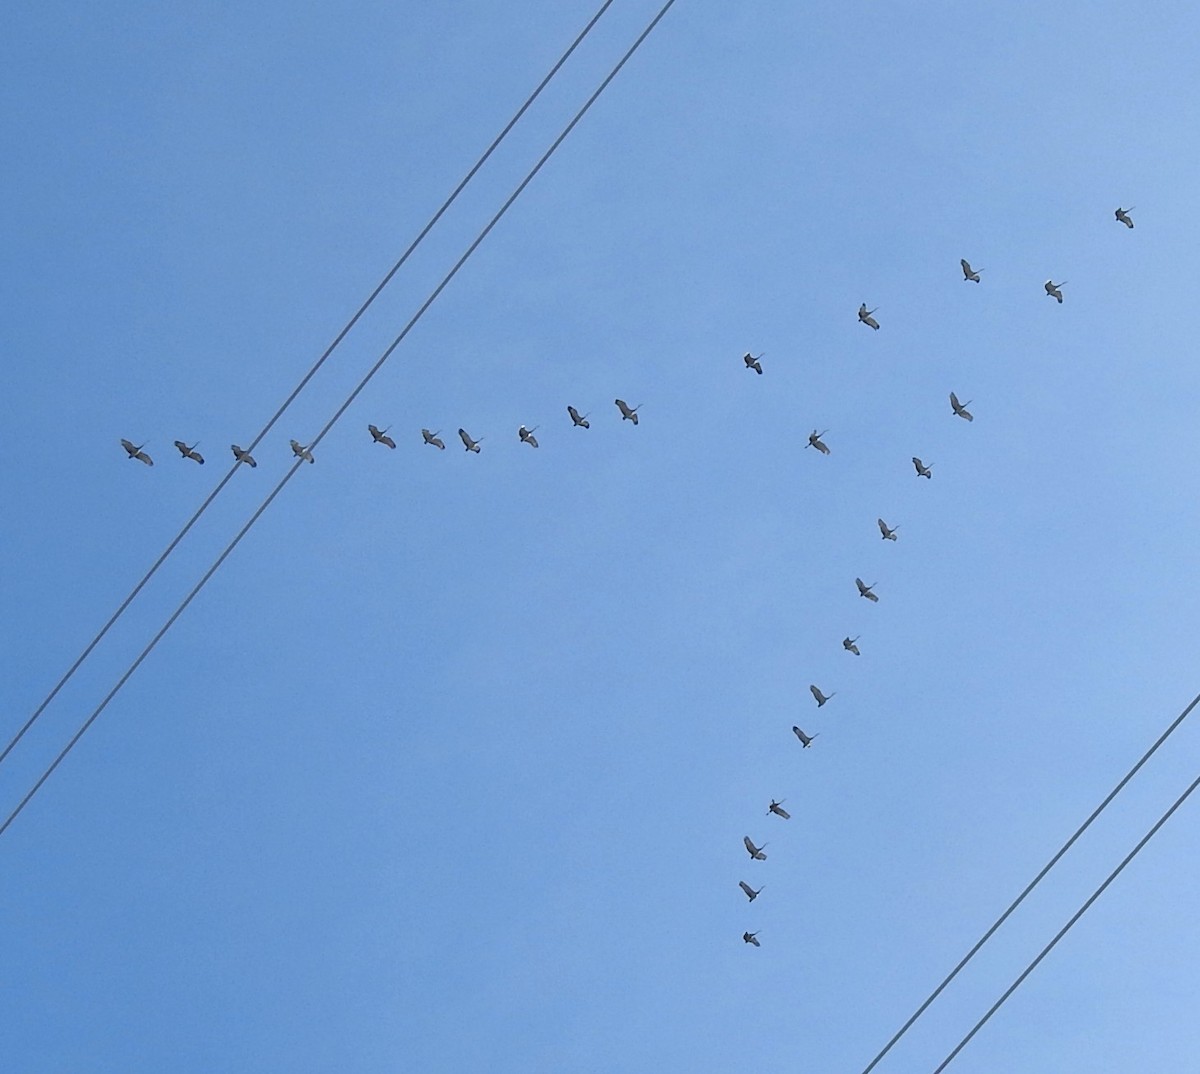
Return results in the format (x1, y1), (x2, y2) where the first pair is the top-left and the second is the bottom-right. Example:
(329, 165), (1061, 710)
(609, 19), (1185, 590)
(5, 2), (1198, 1068)
(1, 0), (672, 815)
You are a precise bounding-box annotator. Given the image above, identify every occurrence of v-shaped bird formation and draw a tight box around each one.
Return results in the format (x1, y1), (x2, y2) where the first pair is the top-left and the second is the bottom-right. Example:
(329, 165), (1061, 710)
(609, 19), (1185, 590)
(108, 216), (1137, 953)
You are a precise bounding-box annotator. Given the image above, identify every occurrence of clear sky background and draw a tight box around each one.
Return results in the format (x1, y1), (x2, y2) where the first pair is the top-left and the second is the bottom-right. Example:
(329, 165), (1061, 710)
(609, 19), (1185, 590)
(3, 1), (1200, 1070)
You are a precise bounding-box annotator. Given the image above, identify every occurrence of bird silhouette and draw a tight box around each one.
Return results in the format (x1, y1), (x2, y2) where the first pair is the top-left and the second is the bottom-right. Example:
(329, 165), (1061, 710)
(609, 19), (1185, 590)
(120, 439), (153, 466)
(368, 424), (396, 449)
(173, 440), (204, 464)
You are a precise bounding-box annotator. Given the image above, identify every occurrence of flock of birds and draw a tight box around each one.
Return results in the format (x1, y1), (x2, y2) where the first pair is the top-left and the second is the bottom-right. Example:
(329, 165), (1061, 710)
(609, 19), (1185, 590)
(119, 202), (1132, 475)
(116, 208), (1138, 950)
(116, 400), (646, 468)
(737, 207), (1136, 950)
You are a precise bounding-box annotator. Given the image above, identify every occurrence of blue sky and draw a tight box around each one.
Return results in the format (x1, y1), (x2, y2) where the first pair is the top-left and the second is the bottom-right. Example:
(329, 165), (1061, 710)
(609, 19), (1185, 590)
(3, 1), (1200, 1070)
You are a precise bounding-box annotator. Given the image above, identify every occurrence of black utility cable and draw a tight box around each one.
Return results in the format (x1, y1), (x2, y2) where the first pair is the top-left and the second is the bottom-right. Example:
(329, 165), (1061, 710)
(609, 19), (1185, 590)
(932, 766), (1200, 1072)
(1, 0), (617, 768)
(857, 689), (1200, 1074)
(0, 0), (680, 838)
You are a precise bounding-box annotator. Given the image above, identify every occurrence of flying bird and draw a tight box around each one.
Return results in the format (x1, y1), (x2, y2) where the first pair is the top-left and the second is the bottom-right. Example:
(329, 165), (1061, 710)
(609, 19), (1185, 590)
(806, 430), (831, 455)
(743, 352), (764, 375)
(912, 456), (933, 479)
(743, 931), (761, 947)
(810, 684), (835, 707)
(120, 439), (153, 466)
(950, 392), (973, 422)
(1044, 279), (1066, 303)
(290, 439), (315, 464)
(230, 444), (257, 467)
(567, 406), (590, 428)
(615, 399), (640, 424)
(421, 429), (445, 450)
(856, 577), (879, 602)
(743, 836), (768, 861)
(960, 258), (982, 283)
(739, 881), (763, 902)
(843, 636), (861, 656)
(792, 726), (818, 747)
(518, 425), (539, 448)
(877, 518), (898, 541)
(173, 440), (204, 464)
(858, 304), (880, 330)
(767, 799), (791, 820)
(458, 428), (482, 453)
(368, 424), (396, 449)
(1115, 206), (1135, 228)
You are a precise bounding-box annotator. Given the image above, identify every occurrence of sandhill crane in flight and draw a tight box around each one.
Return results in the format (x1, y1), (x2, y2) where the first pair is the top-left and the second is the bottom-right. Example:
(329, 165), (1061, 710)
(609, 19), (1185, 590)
(1044, 279), (1066, 303)
(877, 518), (898, 541)
(368, 424), (396, 449)
(743, 931), (761, 947)
(950, 392), (973, 422)
(912, 456), (933, 479)
(290, 439), (315, 464)
(743, 352), (764, 375)
(120, 439), (153, 466)
(960, 259), (982, 283)
(518, 425), (539, 448)
(615, 399), (640, 424)
(230, 444), (257, 468)
(421, 429), (445, 450)
(806, 430), (831, 455)
(792, 726), (818, 747)
(1115, 206), (1135, 228)
(743, 836), (768, 861)
(458, 428), (482, 453)
(858, 304), (880, 330)
(173, 440), (204, 465)
(843, 636), (861, 656)
(767, 799), (791, 820)
(810, 684), (835, 707)
(567, 406), (590, 429)
(856, 577), (879, 602)
(739, 881), (763, 902)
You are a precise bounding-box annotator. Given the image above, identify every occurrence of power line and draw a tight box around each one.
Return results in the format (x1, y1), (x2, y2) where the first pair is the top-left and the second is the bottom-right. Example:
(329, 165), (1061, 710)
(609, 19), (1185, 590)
(856, 688), (1200, 1074)
(931, 765), (1200, 1073)
(0, 0), (680, 839)
(0, 0), (618, 771)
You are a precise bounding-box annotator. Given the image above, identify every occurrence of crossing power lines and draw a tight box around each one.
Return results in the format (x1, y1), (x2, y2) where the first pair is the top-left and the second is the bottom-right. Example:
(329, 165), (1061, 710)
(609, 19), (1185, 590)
(0, 0), (681, 837)
(1, 0), (619, 771)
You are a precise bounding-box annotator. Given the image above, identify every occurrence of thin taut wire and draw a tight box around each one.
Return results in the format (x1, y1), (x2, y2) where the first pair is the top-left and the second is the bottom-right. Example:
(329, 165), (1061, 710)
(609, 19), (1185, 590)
(857, 689), (1200, 1074)
(1, 0), (618, 769)
(932, 766), (1200, 1072)
(0, 0), (681, 839)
